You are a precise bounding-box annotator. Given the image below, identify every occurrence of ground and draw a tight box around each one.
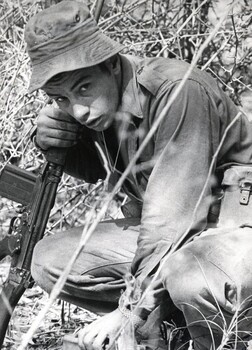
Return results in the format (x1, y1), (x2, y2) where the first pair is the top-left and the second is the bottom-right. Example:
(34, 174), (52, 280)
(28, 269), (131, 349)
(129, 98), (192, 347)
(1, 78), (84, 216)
(1, 260), (98, 349)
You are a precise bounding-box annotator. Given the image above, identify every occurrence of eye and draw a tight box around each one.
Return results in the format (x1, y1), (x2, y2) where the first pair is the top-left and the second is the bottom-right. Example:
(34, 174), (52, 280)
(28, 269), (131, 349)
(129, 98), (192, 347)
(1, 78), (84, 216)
(79, 83), (90, 94)
(54, 96), (66, 103)
(79, 84), (89, 92)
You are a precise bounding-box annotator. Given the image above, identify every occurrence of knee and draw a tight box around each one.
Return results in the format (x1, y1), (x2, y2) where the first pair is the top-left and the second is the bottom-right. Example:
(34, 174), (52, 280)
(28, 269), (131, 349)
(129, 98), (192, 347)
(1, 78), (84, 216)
(31, 237), (57, 293)
(160, 249), (207, 309)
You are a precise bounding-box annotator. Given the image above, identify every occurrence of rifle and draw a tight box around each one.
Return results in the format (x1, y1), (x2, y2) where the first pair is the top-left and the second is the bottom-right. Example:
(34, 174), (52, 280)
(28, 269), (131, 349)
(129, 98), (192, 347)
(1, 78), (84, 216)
(0, 149), (66, 348)
(0, 1), (105, 347)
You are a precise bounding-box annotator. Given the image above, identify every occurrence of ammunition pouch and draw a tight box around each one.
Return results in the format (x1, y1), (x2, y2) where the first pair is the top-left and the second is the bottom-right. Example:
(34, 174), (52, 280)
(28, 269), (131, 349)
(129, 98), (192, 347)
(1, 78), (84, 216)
(218, 166), (252, 227)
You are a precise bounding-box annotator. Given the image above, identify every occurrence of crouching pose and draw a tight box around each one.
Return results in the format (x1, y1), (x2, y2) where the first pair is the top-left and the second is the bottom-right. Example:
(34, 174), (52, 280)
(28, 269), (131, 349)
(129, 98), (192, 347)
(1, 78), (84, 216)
(24, 1), (252, 349)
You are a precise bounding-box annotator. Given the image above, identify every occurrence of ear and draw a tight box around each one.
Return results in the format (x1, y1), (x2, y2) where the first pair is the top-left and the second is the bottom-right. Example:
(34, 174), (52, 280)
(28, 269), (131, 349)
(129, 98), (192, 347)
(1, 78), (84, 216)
(105, 55), (120, 75)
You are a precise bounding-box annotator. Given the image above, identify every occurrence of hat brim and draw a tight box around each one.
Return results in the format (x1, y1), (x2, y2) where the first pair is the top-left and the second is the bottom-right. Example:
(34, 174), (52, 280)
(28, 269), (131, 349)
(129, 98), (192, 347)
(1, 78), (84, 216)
(28, 32), (124, 93)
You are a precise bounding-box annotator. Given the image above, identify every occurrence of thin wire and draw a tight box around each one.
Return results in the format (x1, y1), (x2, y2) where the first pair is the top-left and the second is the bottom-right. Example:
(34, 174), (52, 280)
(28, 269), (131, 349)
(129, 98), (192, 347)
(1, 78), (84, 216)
(113, 123), (126, 173)
(101, 118), (127, 174)
(101, 131), (113, 170)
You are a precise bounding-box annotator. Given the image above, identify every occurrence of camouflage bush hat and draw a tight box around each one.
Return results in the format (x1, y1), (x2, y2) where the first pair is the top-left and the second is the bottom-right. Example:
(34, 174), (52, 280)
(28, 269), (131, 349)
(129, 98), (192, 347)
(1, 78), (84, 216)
(25, 0), (124, 92)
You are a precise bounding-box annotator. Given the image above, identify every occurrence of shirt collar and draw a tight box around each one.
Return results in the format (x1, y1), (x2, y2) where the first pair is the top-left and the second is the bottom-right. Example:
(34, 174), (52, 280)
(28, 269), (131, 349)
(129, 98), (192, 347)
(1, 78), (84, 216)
(117, 54), (143, 119)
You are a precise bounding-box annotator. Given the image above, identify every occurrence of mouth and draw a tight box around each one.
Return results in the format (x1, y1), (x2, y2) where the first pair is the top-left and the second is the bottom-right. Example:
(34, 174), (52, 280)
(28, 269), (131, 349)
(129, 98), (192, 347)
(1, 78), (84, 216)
(85, 115), (110, 131)
(85, 116), (103, 129)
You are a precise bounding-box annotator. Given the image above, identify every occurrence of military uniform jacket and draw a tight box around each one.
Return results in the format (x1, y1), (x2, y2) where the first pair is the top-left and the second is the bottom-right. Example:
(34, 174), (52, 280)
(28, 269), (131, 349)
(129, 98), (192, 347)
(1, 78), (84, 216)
(64, 53), (252, 315)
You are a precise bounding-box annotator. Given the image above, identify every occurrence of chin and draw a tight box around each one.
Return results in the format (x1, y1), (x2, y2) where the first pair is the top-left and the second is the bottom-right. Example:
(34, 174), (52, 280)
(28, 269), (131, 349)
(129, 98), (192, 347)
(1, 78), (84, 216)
(98, 117), (114, 131)
(93, 122), (111, 132)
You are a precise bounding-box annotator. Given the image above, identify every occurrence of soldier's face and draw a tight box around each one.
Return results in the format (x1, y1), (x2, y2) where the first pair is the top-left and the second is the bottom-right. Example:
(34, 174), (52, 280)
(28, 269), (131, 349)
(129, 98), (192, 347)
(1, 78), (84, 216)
(43, 60), (120, 131)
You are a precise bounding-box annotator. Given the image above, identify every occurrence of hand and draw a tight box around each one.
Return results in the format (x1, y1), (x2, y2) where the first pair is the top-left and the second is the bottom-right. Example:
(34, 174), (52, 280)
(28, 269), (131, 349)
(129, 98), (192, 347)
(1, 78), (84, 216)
(36, 105), (80, 150)
(78, 309), (126, 350)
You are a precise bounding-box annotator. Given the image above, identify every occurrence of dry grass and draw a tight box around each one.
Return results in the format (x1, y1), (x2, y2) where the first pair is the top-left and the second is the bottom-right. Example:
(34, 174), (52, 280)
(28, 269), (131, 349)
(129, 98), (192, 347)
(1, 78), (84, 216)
(1, 0), (252, 348)
(4, 286), (98, 349)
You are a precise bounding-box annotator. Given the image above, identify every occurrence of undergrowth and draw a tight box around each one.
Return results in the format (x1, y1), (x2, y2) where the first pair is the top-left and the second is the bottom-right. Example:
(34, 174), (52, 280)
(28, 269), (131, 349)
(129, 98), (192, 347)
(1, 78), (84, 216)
(1, 0), (252, 349)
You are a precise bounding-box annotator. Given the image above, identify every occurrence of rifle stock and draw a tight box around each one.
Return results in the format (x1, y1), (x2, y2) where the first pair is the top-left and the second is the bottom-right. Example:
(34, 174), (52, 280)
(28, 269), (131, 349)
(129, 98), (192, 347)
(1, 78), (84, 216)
(0, 148), (66, 348)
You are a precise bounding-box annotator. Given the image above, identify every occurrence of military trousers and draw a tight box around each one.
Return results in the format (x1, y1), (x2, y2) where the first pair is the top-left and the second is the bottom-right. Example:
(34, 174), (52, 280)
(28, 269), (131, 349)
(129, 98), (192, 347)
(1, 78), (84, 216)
(31, 220), (252, 349)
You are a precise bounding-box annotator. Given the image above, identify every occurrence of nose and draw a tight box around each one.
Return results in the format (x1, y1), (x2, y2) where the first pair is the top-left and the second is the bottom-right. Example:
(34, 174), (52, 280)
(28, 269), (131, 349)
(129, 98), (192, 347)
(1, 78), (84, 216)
(71, 103), (89, 124)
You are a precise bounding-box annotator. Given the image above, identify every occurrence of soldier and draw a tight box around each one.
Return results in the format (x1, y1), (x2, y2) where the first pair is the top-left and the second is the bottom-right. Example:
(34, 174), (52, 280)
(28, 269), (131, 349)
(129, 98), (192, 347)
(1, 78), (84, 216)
(24, 1), (252, 349)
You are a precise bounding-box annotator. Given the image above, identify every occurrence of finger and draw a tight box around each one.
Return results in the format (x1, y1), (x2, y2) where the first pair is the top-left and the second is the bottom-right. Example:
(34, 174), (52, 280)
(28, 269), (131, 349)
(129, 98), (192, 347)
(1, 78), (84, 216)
(78, 329), (87, 349)
(45, 136), (77, 148)
(41, 106), (80, 128)
(47, 118), (80, 132)
(45, 128), (78, 141)
(36, 129), (78, 149)
(39, 117), (80, 133)
(92, 331), (109, 350)
(79, 326), (98, 350)
(42, 105), (75, 122)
